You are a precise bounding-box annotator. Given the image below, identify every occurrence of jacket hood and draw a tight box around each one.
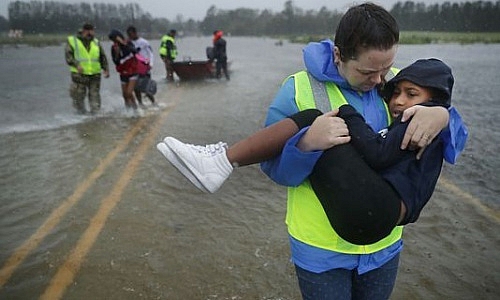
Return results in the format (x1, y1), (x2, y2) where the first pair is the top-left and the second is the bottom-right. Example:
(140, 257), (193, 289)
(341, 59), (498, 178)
(385, 58), (454, 107)
(303, 39), (349, 88)
(108, 29), (124, 41)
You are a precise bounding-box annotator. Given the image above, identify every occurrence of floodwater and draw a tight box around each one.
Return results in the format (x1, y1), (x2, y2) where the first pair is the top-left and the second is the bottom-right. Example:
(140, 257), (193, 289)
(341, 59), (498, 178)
(0, 37), (499, 299)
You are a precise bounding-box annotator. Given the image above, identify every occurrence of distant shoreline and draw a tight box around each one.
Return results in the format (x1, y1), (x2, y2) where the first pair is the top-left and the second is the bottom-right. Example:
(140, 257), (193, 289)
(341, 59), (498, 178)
(2, 31), (500, 47)
(288, 31), (500, 45)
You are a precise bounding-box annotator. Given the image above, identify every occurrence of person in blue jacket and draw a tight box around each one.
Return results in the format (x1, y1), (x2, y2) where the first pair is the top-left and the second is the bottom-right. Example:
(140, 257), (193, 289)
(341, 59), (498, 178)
(257, 6), (464, 295)
(157, 3), (468, 299)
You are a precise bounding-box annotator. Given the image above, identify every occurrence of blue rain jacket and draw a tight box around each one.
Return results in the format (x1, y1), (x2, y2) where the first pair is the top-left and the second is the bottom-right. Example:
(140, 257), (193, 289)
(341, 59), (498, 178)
(260, 39), (468, 274)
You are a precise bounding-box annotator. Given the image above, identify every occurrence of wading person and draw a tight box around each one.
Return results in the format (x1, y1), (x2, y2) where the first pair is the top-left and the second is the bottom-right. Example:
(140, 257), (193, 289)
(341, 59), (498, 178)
(258, 5), (459, 298)
(157, 3), (467, 299)
(127, 25), (156, 107)
(159, 29), (177, 82)
(109, 29), (139, 111)
(65, 23), (109, 115)
(213, 30), (229, 80)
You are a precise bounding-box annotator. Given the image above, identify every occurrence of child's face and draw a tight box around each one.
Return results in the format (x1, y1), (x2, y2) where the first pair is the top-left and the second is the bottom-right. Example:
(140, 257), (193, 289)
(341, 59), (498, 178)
(388, 80), (433, 119)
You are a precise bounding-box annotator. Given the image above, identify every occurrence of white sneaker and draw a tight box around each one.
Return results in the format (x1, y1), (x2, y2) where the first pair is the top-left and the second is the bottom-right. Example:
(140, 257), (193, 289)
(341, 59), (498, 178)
(163, 137), (233, 193)
(156, 142), (210, 193)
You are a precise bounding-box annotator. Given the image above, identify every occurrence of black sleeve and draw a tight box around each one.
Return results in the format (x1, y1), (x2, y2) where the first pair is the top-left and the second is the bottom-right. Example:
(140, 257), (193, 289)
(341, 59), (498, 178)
(110, 45), (120, 65)
(166, 40), (173, 58)
(126, 41), (138, 54)
(288, 109), (323, 129)
(337, 105), (414, 170)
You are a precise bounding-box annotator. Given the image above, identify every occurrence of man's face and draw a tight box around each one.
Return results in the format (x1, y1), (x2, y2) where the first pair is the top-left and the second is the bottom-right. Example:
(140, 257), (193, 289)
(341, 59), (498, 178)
(335, 45), (397, 92)
(82, 29), (94, 39)
(127, 31), (137, 40)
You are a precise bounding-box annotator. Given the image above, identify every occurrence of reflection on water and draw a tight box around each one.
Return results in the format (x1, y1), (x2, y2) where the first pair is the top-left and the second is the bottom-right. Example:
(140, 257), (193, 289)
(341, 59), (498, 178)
(0, 38), (499, 299)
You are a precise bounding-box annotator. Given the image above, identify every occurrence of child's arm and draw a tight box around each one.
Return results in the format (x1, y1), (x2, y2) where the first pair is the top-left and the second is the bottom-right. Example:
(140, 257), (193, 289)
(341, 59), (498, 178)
(337, 105), (414, 170)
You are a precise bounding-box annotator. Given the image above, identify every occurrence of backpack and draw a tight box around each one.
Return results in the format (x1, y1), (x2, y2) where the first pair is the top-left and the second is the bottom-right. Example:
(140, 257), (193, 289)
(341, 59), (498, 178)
(136, 76), (157, 95)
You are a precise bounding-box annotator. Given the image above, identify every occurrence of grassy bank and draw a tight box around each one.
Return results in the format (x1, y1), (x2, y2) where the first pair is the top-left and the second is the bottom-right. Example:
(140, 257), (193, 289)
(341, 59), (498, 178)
(400, 31), (500, 44)
(2, 31), (500, 47)
(0, 33), (68, 47)
(288, 31), (500, 44)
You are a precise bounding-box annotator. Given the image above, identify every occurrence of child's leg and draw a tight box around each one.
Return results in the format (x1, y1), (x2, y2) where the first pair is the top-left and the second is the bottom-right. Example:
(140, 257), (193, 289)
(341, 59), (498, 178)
(309, 143), (402, 245)
(227, 108), (323, 166)
(226, 118), (297, 166)
(157, 109), (322, 193)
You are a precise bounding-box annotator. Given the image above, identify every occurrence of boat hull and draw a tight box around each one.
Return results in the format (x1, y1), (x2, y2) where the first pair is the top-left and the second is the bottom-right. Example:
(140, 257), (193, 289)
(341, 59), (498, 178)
(172, 60), (215, 80)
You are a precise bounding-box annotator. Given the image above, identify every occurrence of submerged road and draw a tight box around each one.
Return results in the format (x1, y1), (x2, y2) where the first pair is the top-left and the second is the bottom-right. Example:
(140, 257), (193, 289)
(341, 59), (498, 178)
(0, 89), (181, 298)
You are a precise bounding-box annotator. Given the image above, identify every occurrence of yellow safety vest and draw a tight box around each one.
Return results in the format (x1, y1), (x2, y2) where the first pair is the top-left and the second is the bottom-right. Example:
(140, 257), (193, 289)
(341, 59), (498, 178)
(68, 36), (101, 75)
(159, 35), (177, 59)
(286, 69), (403, 254)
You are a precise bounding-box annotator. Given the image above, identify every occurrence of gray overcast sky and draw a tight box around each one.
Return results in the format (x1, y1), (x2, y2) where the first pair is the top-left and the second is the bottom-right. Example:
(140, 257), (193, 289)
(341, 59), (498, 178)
(1, 0), (460, 20)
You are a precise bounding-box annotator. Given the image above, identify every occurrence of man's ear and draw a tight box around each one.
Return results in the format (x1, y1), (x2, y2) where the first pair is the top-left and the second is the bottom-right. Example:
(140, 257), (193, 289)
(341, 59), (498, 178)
(333, 46), (341, 64)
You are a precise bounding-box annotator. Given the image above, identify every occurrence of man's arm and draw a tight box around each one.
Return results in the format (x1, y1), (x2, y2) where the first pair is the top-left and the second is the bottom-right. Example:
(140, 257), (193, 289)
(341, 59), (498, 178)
(64, 41), (77, 67)
(146, 42), (154, 67)
(400, 105), (468, 163)
(166, 40), (173, 59)
(98, 43), (109, 74)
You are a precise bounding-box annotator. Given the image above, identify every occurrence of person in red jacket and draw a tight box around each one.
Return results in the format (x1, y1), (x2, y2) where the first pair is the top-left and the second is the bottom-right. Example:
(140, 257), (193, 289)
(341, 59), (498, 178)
(109, 29), (139, 110)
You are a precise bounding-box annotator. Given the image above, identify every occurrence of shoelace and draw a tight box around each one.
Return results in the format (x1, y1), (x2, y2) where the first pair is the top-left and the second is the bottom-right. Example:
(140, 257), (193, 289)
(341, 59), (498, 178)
(186, 142), (228, 156)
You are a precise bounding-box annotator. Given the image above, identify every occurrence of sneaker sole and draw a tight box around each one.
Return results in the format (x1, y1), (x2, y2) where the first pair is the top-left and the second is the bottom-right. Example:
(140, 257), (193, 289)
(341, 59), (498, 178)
(156, 142), (209, 193)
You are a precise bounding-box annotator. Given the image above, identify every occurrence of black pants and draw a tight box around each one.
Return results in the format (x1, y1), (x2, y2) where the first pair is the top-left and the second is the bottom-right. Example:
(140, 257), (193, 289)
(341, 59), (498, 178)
(289, 109), (401, 245)
(215, 58), (229, 79)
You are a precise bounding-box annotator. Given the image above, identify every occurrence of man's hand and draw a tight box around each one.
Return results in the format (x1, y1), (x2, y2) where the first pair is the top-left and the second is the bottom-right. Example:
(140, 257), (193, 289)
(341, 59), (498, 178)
(297, 109), (351, 152)
(77, 65), (83, 73)
(103, 70), (110, 78)
(401, 105), (449, 159)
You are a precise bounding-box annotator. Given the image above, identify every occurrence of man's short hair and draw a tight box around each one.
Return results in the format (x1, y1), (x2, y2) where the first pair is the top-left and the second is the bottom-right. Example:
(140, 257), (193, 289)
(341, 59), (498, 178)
(127, 25), (137, 34)
(82, 23), (94, 30)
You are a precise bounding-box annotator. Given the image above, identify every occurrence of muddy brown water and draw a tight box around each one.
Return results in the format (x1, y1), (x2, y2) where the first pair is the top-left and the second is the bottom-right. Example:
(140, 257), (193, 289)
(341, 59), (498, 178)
(0, 37), (499, 299)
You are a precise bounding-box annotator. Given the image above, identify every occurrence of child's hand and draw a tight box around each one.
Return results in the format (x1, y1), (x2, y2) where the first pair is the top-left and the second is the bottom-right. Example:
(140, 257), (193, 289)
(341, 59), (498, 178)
(297, 109), (351, 152)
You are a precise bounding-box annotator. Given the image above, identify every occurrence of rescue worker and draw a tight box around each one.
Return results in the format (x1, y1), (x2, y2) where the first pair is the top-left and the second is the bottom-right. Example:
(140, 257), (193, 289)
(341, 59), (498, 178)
(65, 23), (109, 115)
(157, 4), (467, 299)
(159, 29), (177, 82)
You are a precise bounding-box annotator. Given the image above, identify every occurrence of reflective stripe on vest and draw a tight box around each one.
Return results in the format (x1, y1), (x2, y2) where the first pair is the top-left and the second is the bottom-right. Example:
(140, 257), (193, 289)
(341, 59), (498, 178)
(68, 36), (101, 75)
(159, 35), (177, 59)
(286, 70), (403, 254)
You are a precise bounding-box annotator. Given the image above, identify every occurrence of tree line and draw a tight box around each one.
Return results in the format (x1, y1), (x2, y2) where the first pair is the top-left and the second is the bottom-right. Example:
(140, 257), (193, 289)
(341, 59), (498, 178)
(2, 0), (500, 35)
(391, 1), (500, 32)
